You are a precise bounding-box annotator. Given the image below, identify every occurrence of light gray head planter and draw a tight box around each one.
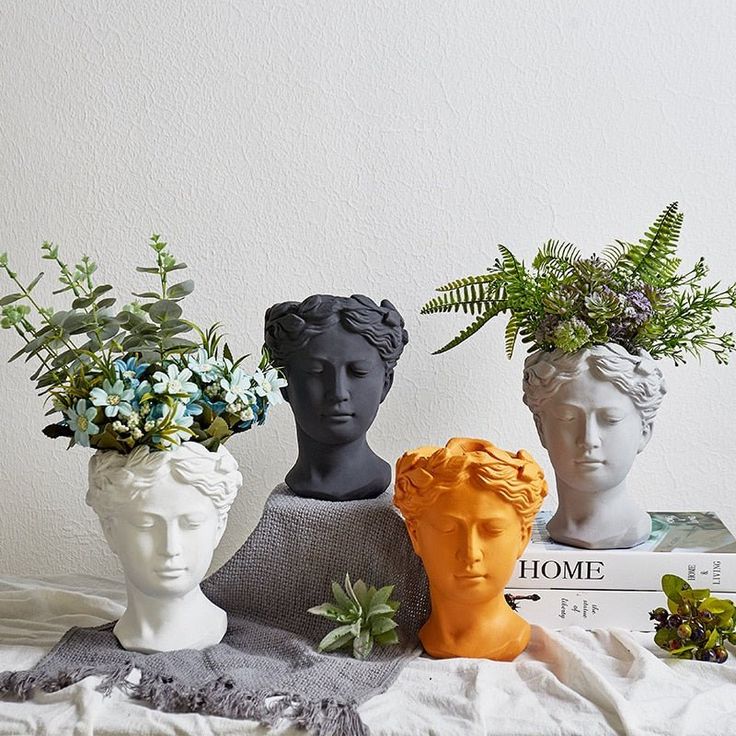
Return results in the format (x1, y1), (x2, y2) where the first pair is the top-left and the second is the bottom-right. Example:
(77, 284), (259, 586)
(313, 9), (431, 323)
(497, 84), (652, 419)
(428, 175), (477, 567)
(522, 344), (667, 549)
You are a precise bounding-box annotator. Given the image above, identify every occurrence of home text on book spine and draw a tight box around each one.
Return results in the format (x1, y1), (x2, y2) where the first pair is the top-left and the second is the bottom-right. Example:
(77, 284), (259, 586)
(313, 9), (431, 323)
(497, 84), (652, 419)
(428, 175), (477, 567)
(517, 559), (605, 582)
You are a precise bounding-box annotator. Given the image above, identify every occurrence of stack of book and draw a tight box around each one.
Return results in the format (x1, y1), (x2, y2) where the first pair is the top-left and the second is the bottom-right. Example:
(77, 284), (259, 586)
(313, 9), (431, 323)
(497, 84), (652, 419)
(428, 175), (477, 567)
(507, 510), (736, 631)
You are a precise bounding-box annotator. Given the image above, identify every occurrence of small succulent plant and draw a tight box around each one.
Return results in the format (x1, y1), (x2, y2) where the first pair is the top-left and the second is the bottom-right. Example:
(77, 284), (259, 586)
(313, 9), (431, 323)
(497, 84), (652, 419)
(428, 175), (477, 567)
(308, 573), (401, 659)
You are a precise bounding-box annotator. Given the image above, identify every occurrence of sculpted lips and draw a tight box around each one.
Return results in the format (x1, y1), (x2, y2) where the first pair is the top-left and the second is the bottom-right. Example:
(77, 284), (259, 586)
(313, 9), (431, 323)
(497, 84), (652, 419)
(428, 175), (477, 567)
(321, 409), (355, 420)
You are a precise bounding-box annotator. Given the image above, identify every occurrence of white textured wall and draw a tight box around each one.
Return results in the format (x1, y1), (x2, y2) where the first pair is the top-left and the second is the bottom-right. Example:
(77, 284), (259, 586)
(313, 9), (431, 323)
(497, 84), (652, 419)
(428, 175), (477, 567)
(1, 1), (735, 577)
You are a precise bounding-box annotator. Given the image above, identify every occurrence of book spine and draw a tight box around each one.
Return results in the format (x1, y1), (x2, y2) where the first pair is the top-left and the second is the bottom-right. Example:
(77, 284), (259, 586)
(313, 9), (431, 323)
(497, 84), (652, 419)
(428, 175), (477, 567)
(510, 551), (736, 591)
(507, 588), (733, 630)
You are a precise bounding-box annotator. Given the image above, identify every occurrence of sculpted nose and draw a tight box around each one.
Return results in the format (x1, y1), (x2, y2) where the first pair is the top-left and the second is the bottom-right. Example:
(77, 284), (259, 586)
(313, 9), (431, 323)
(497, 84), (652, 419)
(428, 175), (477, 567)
(578, 415), (601, 450)
(160, 522), (183, 558)
(327, 370), (350, 403)
(456, 526), (483, 565)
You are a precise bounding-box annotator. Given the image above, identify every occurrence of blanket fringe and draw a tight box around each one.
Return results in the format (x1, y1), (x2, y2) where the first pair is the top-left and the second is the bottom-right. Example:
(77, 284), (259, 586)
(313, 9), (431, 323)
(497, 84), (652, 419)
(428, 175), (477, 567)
(0, 664), (105, 699)
(2, 666), (369, 735)
(124, 672), (369, 736)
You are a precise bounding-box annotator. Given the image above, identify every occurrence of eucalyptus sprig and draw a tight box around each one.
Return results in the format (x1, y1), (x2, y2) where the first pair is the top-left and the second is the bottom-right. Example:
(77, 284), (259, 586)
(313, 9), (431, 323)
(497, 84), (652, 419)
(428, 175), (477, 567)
(0, 235), (286, 454)
(421, 203), (736, 364)
(308, 573), (401, 659)
(650, 574), (736, 663)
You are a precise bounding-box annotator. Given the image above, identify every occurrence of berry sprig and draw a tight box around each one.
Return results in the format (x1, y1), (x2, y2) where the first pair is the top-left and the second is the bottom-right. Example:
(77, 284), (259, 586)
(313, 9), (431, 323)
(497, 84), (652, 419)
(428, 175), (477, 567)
(650, 574), (736, 663)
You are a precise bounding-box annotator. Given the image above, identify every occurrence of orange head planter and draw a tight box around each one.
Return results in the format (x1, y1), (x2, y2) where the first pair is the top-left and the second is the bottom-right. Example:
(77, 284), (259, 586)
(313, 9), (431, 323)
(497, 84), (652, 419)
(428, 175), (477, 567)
(394, 438), (547, 661)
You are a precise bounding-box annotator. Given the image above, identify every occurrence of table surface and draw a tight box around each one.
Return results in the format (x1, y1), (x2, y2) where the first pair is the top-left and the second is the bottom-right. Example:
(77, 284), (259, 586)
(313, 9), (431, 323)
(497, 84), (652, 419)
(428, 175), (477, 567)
(1, 575), (736, 736)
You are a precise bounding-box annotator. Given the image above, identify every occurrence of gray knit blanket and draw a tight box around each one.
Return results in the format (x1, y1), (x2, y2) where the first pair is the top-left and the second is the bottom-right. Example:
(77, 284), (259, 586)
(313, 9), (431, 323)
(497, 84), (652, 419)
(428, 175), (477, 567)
(0, 484), (430, 736)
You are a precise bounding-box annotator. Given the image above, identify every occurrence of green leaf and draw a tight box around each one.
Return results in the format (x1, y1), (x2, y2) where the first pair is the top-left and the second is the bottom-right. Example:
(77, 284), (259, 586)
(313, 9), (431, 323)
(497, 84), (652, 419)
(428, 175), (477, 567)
(700, 597), (733, 614)
(661, 574), (690, 604)
(705, 628), (720, 649)
(167, 280), (195, 299)
(654, 627), (675, 651)
(366, 603), (395, 620)
(504, 313), (522, 359)
(343, 573), (361, 609)
(317, 624), (355, 653)
(27, 272), (44, 292)
(96, 298), (117, 310)
(370, 585), (395, 609)
(433, 307), (503, 355)
(370, 617), (398, 635)
(91, 284), (112, 297)
(148, 299), (183, 324)
(352, 628), (373, 659)
(136, 266), (160, 274)
(680, 588), (710, 604)
(132, 291), (162, 299)
(352, 579), (371, 610)
(331, 581), (354, 613)
(374, 629), (399, 646)
(307, 603), (347, 621)
(71, 295), (95, 309)
(205, 416), (231, 441)
(0, 293), (24, 306)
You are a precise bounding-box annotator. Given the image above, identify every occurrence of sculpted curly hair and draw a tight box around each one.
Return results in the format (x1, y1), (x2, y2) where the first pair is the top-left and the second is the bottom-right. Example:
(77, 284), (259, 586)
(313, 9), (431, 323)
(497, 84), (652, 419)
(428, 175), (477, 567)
(87, 443), (242, 525)
(264, 294), (408, 376)
(394, 438), (548, 528)
(522, 343), (667, 432)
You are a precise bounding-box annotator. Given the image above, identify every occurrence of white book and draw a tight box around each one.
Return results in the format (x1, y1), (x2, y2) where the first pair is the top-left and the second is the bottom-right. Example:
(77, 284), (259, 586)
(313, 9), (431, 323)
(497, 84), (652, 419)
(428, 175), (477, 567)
(506, 587), (736, 631)
(511, 510), (736, 591)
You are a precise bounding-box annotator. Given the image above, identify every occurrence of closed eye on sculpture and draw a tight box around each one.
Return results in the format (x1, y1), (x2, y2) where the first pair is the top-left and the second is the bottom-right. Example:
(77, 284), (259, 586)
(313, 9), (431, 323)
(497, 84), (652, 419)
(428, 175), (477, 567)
(126, 513), (156, 529)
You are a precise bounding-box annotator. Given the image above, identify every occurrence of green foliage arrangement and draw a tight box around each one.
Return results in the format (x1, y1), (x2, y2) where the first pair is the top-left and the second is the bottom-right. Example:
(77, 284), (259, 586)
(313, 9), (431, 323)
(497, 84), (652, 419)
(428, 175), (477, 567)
(421, 203), (736, 364)
(0, 235), (286, 453)
(307, 573), (401, 659)
(650, 574), (736, 663)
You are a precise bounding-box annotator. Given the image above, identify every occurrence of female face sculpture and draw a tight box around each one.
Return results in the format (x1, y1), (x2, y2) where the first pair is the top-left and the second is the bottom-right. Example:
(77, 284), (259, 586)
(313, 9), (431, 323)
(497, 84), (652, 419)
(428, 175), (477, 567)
(522, 344), (667, 549)
(87, 443), (242, 652)
(264, 294), (408, 501)
(394, 438), (547, 661)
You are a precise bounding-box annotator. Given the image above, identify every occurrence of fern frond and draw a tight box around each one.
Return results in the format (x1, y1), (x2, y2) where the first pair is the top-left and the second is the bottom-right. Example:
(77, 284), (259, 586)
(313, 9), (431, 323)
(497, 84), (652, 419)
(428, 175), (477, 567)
(433, 303), (508, 354)
(619, 202), (683, 286)
(434, 273), (500, 292)
(420, 285), (498, 315)
(600, 240), (631, 268)
(496, 244), (523, 273)
(504, 313), (522, 358)
(532, 240), (581, 275)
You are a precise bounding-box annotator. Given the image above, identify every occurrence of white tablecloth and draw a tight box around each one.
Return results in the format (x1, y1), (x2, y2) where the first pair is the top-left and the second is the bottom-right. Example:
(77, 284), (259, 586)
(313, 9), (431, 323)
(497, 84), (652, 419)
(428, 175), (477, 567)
(1, 575), (736, 736)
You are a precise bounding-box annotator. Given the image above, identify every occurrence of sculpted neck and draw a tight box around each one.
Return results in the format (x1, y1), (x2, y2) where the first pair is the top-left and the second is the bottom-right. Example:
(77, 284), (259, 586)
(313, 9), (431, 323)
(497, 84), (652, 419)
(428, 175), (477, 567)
(549, 477), (651, 549)
(287, 429), (390, 501)
(114, 583), (226, 653)
(420, 592), (530, 661)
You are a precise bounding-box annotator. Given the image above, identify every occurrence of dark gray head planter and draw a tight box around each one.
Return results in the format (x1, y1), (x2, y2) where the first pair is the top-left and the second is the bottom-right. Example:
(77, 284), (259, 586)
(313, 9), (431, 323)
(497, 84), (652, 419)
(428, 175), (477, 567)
(264, 294), (408, 501)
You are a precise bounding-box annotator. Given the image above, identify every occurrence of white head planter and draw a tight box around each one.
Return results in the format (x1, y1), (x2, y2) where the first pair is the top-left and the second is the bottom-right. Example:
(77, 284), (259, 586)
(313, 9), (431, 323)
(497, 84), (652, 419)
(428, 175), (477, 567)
(87, 442), (242, 652)
(522, 344), (667, 549)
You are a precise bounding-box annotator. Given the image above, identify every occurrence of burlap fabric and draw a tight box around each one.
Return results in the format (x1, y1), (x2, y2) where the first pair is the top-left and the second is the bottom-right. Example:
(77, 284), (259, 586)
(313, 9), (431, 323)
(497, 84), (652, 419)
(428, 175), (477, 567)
(0, 484), (430, 736)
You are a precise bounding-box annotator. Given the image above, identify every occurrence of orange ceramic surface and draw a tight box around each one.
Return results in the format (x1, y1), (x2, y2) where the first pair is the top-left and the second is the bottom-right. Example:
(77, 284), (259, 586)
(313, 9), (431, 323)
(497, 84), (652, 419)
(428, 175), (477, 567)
(395, 438), (547, 661)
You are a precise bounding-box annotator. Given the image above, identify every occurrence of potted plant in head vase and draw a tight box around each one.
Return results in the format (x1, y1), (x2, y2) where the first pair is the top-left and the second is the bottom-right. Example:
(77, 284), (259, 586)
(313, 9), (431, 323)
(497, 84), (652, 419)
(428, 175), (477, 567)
(421, 203), (736, 549)
(0, 235), (286, 651)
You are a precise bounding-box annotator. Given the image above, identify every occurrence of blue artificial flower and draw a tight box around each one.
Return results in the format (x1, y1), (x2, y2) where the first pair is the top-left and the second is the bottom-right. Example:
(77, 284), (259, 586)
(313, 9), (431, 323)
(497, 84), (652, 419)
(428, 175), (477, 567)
(89, 379), (134, 418)
(152, 364), (199, 399)
(113, 356), (149, 387)
(64, 399), (100, 447)
(187, 348), (222, 384)
(252, 367), (287, 406)
(220, 368), (255, 406)
(202, 395), (228, 416)
(152, 402), (195, 449)
(182, 398), (203, 417)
